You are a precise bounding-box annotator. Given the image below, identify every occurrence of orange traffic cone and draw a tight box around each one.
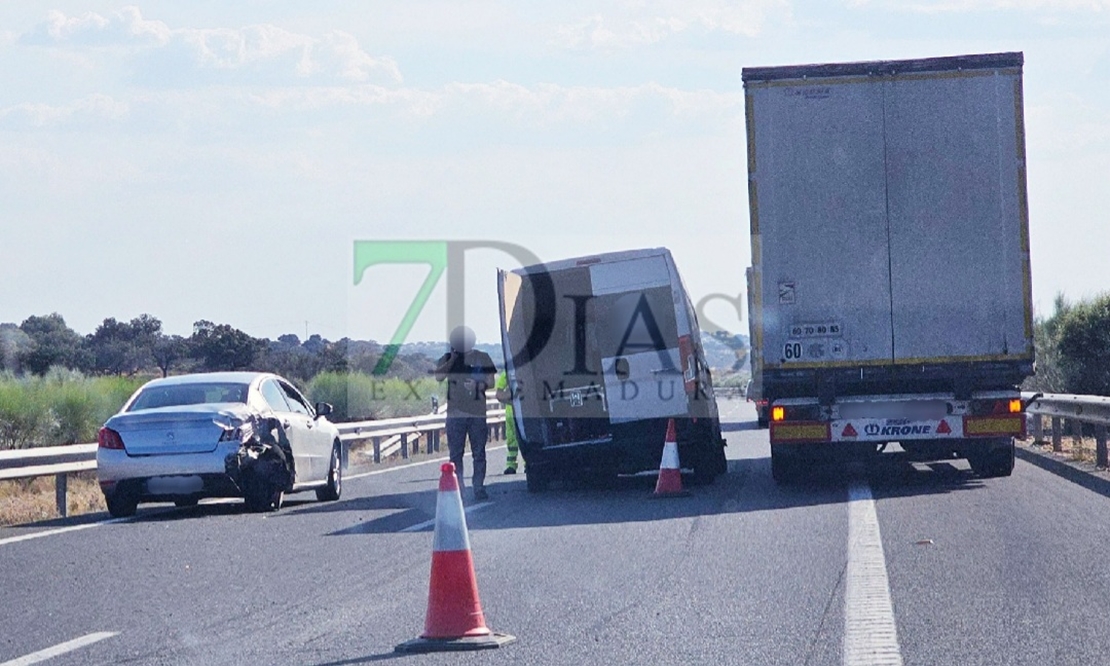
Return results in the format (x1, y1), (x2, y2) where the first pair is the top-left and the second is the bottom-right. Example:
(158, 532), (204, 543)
(395, 463), (516, 653)
(652, 418), (690, 498)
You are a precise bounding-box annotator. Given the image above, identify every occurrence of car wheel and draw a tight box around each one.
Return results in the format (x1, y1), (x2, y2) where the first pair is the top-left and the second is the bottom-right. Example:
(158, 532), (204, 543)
(316, 445), (343, 502)
(105, 492), (138, 518)
(243, 473), (281, 513)
(174, 497), (199, 508)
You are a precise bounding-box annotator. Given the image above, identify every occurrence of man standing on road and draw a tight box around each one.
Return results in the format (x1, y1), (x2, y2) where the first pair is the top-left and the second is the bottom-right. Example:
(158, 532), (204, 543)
(435, 325), (496, 500)
(495, 370), (521, 475)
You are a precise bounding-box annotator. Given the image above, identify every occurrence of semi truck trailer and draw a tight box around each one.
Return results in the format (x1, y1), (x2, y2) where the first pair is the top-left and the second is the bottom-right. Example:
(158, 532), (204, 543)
(742, 52), (1034, 482)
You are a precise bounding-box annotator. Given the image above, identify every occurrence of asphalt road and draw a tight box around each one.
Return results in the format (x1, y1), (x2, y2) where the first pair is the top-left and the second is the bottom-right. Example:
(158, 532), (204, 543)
(4, 399), (1110, 665)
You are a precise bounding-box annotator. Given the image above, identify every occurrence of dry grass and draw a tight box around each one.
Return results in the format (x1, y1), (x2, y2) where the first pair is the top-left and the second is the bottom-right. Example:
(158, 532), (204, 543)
(0, 472), (105, 527)
(1023, 418), (1105, 466)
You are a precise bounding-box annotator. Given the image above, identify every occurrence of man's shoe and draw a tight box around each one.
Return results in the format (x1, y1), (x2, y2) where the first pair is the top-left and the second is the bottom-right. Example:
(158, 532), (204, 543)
(503, 466), (517, 475)
(473, 487), (490, 501)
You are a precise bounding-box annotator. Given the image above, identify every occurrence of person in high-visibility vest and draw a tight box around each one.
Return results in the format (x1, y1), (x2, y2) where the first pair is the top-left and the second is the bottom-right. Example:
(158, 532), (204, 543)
(494, 371), (520, 474)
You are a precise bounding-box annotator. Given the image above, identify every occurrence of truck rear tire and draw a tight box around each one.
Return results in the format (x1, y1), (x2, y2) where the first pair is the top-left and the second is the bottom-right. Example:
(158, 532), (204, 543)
(770, 446), (799, 485)
(968, 439), (1015, 478)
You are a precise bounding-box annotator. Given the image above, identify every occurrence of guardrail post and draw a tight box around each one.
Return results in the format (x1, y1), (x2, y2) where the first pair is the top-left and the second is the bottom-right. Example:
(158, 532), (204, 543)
(1052, 417), (1062, 453)
(1031, 414), (1044, 444)
(55, 473), (67, 518)
(431, 429), (440, 453)
(1097, 426), (1108, 469)
(401, 433), (409, 459)
(373, 436), (381, 464)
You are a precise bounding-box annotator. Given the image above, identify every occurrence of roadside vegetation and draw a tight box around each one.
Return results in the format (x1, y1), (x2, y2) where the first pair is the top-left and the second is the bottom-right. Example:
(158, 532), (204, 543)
(0, 312), (444, 450)
(1024, 292), (1110, 396)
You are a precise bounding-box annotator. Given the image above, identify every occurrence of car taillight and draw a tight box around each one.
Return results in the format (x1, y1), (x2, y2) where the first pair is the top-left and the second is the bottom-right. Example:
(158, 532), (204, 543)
(772, 406), (786, 422)
(98, 427), (125, 450)
(218, 426), (244, 443)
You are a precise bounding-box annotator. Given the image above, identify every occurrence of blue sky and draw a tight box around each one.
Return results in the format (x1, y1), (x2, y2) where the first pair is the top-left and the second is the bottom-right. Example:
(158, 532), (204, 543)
(1, 1), (1107, 344)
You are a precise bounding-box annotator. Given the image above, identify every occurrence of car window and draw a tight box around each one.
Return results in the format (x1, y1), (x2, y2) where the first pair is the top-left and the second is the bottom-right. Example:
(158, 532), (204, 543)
(260, 379), (291, 413)
(280, 382), (312, 416)
(128, 382), (249, 411)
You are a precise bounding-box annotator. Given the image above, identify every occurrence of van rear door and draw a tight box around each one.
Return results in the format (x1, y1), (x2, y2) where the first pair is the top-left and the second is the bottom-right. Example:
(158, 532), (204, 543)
(589, 256), (689, 423)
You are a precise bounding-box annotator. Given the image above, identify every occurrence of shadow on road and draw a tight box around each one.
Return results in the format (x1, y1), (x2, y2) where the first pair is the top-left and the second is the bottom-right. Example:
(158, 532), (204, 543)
(722, 420), (762, 433)
(307, 450), (987, 538)
(314, 652), (409, 665)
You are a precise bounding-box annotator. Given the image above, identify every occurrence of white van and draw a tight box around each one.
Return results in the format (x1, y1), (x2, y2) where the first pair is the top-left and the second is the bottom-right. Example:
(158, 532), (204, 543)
(497, 248), (727, 491)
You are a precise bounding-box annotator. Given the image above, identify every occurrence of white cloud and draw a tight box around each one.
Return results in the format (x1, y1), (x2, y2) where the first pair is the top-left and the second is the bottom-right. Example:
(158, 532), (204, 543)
(552, 0), (790, 50)
(0, 93), (129, 128)
(19, 7), (402, 86)
(846, 0), (1110, 11)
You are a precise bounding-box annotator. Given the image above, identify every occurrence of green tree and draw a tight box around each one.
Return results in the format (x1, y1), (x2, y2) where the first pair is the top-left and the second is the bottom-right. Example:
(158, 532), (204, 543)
(18, 314), (85, 375)
(1024, 294), (1070, 393)
(1057, 293), (1110, 396)
(86, 314), (163, 376)
(190, 320), (264, 371)
(152, 334), (188, 378)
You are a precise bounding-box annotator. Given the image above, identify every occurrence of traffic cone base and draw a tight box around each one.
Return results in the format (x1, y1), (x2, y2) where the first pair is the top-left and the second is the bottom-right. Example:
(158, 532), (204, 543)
(653, 419), (690, 498)
(395, 462), (517, 653)
(395, 633), (517, 653)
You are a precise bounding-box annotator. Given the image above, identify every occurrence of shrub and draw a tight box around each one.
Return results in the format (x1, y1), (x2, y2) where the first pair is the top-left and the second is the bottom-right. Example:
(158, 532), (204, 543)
(0, 372), (145, 449)
(307, 372), (440, 422)
(0, 380), (55, 449)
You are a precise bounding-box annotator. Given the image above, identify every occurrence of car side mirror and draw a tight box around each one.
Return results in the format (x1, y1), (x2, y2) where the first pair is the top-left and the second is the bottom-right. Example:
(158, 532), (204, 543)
(315, 402), (334, 419)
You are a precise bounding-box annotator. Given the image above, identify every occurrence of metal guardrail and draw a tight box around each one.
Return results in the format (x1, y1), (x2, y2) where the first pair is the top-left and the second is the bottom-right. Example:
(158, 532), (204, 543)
(0, 402), (507, 518)
(1023, 391), (1110, 467)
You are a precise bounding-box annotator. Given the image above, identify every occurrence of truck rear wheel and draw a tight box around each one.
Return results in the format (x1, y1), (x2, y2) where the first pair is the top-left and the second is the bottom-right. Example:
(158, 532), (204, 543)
(968, 439), (1015, 478)
(770, 446), (799, 485)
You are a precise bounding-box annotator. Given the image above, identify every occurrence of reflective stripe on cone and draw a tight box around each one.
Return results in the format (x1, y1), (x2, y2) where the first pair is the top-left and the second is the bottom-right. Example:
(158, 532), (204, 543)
(653, 418), (690, 498)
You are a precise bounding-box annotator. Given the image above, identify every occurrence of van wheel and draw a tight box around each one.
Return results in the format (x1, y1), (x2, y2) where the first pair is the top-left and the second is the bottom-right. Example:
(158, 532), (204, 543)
(526, 466), (551, 493)
(316, 444), (343, 502)
(690, 446), (720, 486)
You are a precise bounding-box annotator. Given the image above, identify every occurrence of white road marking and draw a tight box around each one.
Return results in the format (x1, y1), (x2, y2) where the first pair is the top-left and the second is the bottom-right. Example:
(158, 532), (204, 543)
(0, 445), (509, 548)
(0, 519), (128, 548)
(844, 481), (903, 666)
(345, 445), (507, 481)
(400, 501), (494, 533)
(0, 631), (118, 666)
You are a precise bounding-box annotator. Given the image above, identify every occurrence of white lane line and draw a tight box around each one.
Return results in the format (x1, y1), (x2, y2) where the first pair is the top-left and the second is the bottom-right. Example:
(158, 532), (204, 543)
(0, 519), (128, 548)
(0, 445), (509, 547)
(400, 501), (494, 533)
(0, 631), (118, 666)
(345, 444), (507, 481)
(844, 481), (903, 666)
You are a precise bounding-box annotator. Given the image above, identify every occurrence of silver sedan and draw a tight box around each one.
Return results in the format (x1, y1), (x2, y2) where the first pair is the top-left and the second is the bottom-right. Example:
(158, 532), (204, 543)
(97, 372), (344, 517)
